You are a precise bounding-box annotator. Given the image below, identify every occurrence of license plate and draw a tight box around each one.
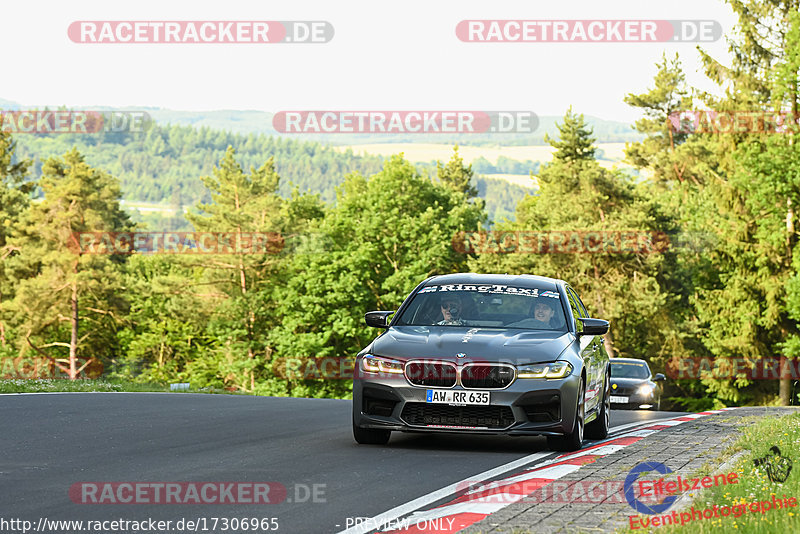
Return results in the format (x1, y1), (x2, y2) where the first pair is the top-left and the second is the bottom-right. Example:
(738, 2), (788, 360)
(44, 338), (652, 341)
(610, 396), (629, 403)
(426, 390), (490, 405)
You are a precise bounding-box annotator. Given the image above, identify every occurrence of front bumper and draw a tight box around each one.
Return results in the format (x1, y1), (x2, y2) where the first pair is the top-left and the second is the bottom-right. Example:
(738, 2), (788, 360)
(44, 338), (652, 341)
(610, 391), (659, 410)
(353, 370), (582, 436)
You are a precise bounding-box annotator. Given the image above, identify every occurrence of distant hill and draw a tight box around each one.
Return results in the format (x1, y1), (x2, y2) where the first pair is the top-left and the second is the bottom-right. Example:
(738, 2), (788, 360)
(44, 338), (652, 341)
(10, 123), (534, 229)
(0, 98), (21, 110)
(145, 110), (641, 146)
(136, 110), (643, 146)
(1, 98), (643, 146)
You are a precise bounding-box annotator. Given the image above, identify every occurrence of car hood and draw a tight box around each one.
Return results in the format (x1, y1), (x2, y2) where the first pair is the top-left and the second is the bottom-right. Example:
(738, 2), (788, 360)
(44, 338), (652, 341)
(611, 377), (653, 387)
(369, 326), (574, 364)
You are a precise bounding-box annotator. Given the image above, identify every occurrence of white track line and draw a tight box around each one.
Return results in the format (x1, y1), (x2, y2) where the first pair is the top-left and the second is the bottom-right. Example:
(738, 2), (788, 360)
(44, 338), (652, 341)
(334, 413), (713, 534)
(334, 450), (555, 534)
(605, 414), (693, 435)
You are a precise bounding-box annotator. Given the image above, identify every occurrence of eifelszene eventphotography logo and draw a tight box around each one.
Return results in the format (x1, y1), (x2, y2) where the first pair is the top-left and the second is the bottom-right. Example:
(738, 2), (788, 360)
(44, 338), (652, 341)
(625, 462), (678, 515)
(754, 446), (793, 483)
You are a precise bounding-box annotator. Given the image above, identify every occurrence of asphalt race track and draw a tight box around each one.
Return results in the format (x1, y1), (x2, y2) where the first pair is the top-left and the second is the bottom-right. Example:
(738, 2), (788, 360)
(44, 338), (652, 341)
(0, 394), (685, 533)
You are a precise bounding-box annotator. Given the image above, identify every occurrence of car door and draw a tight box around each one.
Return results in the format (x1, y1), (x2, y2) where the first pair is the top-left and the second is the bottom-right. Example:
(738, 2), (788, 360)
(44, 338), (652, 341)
(565, 286), (600, 413)
(574, 289), (609, 389)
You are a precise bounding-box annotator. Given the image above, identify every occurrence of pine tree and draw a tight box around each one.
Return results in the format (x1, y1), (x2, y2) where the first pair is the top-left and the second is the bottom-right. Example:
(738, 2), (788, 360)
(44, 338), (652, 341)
(698, 0), (800, 112)
(472, 108), (680, 364)
(436, 146), (479, 198)
(5, 148), (132, 378)
(624, 53), (704, 185)
(693, 0), (800, 405)
(186, 146), (284, 392)
(0, 133), (32, 348)
(545, 107), (597, 164)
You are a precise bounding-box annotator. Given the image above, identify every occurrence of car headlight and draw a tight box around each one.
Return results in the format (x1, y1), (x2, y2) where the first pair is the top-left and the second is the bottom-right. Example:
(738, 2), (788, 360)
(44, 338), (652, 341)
(517, 361), (573, 379)
(638, 384), (656, 396)
(361, 354), (404, 374)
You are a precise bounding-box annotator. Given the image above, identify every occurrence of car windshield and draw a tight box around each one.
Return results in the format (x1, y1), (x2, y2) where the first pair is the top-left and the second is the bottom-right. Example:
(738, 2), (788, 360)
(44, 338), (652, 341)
(611, 361), (651, 379)
(394, 284), (568, 330)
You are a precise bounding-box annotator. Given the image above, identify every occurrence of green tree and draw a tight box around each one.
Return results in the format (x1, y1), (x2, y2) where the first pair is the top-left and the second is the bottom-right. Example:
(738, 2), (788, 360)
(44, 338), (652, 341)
(115, 255), (213, 383)
(0, 132), (32, 348)
(544, 107), (596, 163)
(472, 110), (681, 365)
(623, 53), (710, 186)
(691, 0), (800, 405)
(698, 0), (800, 112)
(436, 145), (479, 198)
(623, 54), (725, 408)
(186, 146), (284, 392)
(269, 155), (485, 397)
(689, 135), (800, 405)
(4, 148), (132, 378)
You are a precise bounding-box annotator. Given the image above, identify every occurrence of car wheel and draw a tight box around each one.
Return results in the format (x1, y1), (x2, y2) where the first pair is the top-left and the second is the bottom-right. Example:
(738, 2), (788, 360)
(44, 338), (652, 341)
(585, 370), (610, 440)
(352, 417), (391, 445)
(547, 376), (585, 451)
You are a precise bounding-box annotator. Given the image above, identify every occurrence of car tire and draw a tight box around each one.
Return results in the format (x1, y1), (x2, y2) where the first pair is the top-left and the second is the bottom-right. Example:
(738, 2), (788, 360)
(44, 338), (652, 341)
(585, 370), (610, 440)
(547, 376), (585, 452)
(352, 418), (391, 445)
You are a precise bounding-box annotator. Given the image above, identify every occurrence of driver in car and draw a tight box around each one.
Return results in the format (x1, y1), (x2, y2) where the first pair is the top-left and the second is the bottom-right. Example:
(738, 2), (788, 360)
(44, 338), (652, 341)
(437, 294), (467, 326)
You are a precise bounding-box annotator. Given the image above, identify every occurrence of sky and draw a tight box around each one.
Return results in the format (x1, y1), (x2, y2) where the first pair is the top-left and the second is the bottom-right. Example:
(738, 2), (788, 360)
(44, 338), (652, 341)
(3, 1), (739, 124)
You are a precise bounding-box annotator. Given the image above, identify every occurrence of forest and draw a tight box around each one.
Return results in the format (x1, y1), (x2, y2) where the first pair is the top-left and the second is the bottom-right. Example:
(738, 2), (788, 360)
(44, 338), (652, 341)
(2, 2), (800, 409)
(10, 121), (535, 225)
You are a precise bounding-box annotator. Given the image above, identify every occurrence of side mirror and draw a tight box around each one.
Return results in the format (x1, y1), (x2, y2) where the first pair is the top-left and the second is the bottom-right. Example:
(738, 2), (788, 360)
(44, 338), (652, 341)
(577, 318), (609, 336)
(365, 311), (394, 328)
(653, 373), (666, 382)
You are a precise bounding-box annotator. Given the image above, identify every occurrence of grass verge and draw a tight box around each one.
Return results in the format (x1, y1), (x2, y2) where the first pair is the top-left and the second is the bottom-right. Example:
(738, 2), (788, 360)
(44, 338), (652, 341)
(0, 378), (171, 393)
(0, 378), (268, 395)
(624, 412), (800, 533)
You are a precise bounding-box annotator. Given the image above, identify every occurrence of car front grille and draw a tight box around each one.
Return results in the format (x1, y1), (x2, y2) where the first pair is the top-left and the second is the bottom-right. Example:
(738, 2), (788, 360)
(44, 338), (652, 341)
(460, 364), (515, 389)
(400, 403), (515, 429)
(404, 361), (515, 389)
(405, 361), (457, 388)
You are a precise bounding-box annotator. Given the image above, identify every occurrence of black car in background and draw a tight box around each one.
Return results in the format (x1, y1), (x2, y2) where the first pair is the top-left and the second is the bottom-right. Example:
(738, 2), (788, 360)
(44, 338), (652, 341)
(352, 273), (611, 451)
(609, 358), (666, 410)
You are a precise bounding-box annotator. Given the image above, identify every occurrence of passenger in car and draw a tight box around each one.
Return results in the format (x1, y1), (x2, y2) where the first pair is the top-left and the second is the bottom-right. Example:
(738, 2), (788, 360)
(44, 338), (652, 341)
(507, 299), (560, 329)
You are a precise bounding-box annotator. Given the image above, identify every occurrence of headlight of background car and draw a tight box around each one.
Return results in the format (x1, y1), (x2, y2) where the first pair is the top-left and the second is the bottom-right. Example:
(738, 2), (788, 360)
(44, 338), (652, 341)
(638, 384), (656, 396)
(361, 354), (404, 374)
(517, 361), (573, 379)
